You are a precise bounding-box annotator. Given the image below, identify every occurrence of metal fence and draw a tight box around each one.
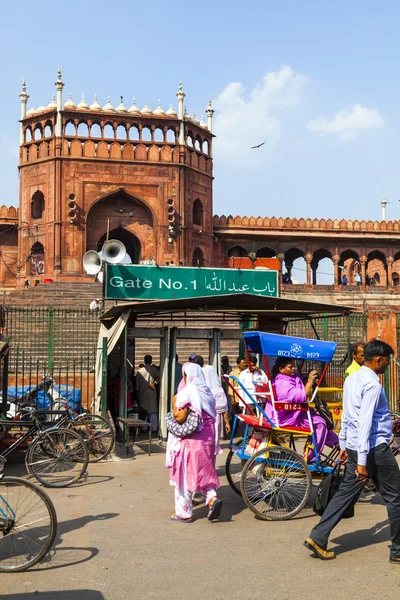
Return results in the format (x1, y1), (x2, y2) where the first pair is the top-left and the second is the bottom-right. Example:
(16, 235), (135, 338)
(2, 307), (99, 372)
(0, 307), (99, 413)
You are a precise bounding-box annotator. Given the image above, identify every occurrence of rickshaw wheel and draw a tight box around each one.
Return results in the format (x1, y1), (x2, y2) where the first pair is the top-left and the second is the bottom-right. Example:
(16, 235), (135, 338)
(225, 440), (246, 496)
(240, 445), (312, 521)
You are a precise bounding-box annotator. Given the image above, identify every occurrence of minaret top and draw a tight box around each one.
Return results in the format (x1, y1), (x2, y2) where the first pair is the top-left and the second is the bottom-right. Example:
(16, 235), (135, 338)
(19, 79), (29, 103)
(205, 98), (214, 117)
(55, 66), (64, 90)
(176, 81), (186, 101)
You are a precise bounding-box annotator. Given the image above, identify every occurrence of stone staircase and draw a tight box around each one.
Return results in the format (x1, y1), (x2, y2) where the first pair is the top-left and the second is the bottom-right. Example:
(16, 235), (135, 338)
(1, 282), (103, 309)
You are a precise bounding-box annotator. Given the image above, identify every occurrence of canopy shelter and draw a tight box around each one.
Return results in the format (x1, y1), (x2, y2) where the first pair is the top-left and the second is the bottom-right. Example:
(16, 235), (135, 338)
(98, 293), (354, 439)
(243, 331), (337, 363)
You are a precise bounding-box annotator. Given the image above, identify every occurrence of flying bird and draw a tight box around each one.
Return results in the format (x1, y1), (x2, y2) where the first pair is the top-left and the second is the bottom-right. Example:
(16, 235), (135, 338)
(250, 142), (266, 149)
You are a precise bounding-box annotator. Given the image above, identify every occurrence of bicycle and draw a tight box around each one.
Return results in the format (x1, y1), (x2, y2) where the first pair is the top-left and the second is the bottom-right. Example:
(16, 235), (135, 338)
(7, 376), (115, 462)
(0, 474), (57, 571)
(0, 406), (89, 488)
(49, 399), (115, 462)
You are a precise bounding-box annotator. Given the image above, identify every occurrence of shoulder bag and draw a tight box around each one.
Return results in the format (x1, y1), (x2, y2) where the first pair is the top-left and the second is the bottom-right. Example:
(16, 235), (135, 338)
(165, 410), (202, 438)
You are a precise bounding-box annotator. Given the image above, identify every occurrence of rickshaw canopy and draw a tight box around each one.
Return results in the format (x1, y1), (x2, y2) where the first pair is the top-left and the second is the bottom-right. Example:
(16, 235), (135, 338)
(243, 331), (337, 363)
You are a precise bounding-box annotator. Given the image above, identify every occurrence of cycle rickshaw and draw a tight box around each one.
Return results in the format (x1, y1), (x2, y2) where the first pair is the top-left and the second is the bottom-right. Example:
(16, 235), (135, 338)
(225, 331), (339, 521)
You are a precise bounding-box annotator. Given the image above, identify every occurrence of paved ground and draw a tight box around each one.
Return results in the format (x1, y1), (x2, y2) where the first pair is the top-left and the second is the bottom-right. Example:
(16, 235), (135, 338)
(2, 440), (400, 600)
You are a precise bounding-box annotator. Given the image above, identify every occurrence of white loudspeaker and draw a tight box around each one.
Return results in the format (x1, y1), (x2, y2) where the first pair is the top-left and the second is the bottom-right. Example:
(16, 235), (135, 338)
(83, 250), (103, 275)
(102, 239), (127, 264)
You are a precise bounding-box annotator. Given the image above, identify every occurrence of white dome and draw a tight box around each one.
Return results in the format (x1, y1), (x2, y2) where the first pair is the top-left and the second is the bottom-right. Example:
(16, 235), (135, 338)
(116, 96), (128, 114)
(191, 113), (199, 124)
(64, 93), (76, 110)
(47, 95), (57, 109)
(26, 107), (36, 116)
(128, 98), (140, 115)
(103, 96), (115, 113)
(184, 106), (190, 120)
(166, 104), (177, 117)
(77, 94), (90, 111)
(153, 100), (165, 116)
(36, 105), (48, 113)
(90, 95), (102, 111)
(141, 105), (153, 115)
(199, 114), (206, 128)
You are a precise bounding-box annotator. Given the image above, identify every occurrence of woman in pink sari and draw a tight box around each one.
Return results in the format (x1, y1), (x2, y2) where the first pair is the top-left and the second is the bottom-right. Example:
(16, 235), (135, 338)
(271, 357), (338, 461)
(166, 363), (223, 523)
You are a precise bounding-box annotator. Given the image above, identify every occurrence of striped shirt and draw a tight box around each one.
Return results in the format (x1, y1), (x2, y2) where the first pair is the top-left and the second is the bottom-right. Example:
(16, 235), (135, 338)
(339, 365), (392, 465)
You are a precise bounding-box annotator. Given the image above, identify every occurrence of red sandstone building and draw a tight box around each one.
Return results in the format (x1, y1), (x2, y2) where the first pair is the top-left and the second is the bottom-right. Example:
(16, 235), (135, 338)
(0, 69), (399, 301)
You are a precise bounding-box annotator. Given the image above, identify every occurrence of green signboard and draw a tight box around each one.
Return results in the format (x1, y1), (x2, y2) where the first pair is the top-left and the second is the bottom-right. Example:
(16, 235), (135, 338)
(105, 265), (279, 301)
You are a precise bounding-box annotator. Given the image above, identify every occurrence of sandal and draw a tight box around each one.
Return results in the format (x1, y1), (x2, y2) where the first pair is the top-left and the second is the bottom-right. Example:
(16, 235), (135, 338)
(207, 499), (223, 521)
(170, 514), (193, 523)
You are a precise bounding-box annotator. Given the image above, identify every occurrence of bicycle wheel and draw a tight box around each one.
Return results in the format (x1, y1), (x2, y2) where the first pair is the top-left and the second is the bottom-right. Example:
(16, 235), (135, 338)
(225, 440), (245, 496)
(27, 428), (89, 488)
(0, 476), (57, 572)
(240, 445), (312, 521)
(72, 414), (115, 462)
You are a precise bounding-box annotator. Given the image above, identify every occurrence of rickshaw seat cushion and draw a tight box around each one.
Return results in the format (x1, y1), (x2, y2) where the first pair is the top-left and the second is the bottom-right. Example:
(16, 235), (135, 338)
(238, 413), (312, 434)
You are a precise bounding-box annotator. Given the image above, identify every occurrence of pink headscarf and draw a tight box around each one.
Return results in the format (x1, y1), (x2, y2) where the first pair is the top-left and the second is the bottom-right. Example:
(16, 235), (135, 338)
(177, 362), (190, 393)
(176, 363), (216, 420)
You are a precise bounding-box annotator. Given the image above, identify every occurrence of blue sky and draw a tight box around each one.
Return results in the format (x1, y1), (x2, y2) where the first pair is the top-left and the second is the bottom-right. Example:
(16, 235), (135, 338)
(1, 0), (400, 222)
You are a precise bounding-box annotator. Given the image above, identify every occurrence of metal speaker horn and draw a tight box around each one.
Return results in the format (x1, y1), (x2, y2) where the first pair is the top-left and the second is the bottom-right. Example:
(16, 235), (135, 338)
(102, 239), (127, 264)
(83, 250), (103, 275)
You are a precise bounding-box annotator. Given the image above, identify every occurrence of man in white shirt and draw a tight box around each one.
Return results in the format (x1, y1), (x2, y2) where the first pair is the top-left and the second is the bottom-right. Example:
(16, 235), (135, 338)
(238, 355), (268, 412)
(304, 339), (400, 564)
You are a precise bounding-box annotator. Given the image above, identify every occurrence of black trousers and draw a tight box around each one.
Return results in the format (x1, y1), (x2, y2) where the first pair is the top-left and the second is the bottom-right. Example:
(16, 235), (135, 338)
(310, 444), (400, 558)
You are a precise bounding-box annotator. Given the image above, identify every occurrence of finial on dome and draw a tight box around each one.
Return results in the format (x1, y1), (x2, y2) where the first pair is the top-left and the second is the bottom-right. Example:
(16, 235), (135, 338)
(116, 96), (128, 114)
(128, 98), (140, 115)
(153, 100), (165, 116)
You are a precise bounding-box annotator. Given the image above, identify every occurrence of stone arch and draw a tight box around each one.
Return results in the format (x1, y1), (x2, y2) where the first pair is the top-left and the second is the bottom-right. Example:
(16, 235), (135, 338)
(367, 250), (387, 286)
(203, 139), (209, 155)
(70, 139), (82, 157)
(339, 249), (360, 284)
(104, 123), (114, 138)
(129, 125), (140, 141)
(109, 142), (121, 159)
(90, 122), (102, 137)
(187, 132), (194, 148)
(193, 199), (204, 227)
(256, 246), (276, 258)
(312, 248), (334, 285)
(116, 124), (127, 140)
(30, 241), (44, 276)
(25, 127), (32, 143)
(122, 143), (134, 160)
(153, 127), (164, 143)
(227, 245), (248, 257)
(34, 125), (42, 140)
(192, 247), (204, 267)
(160, 146), (172, 162)
(65, 120), (76, 136)
(39, 141), (49, 158)
(141, 126), (152, 142)
(86, 189), (155, 261)
(83, 140), (95, 157)
(96, 141), (109, 158)
(166, 128), (176, 144)
(77, 122), (89, 137)
(148, 145), (159, 162)
(284, 247), (306, 284)
(135, 144), (147, 160)
(393, 272), (400, 286)
(97, 227), (141, 264)
(44, 121), (53, 137)
(31, 190), (45, 219)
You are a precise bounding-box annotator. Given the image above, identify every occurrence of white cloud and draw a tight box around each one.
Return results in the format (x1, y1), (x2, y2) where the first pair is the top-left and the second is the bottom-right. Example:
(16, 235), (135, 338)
(307, 104), (384, 141)
(213, 66), (309, 166)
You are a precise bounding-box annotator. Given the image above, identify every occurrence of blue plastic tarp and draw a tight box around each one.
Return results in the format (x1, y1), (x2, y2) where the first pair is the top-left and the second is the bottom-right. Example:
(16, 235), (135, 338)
(243, 331), (337, 363)
(7, 384), (81, 412)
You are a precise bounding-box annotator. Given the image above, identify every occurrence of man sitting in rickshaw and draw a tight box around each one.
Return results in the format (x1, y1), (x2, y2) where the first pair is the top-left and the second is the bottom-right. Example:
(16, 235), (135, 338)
(271, 357), (338, 461)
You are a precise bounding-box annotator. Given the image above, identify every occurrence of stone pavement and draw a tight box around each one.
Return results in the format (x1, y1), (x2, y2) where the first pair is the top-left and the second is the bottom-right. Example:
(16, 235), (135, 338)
(2, 441), (400, 600)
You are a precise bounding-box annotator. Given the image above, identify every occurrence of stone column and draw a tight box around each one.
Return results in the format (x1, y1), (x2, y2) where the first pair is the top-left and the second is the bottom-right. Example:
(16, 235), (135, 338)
(386, 256), (394, 288)
(333, 254), (339, 286)
(305, 252), (312, 286)
(360, 256), (367, 286)
(277, 252), (285, 286)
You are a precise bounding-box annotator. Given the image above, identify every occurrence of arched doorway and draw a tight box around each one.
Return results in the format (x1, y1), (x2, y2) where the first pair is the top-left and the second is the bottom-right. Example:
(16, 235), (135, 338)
(98, 227), (141, 264)
(86, 189), (154, 264)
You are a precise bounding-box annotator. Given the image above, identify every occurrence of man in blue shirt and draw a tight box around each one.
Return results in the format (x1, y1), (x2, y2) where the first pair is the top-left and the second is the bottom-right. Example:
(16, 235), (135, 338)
(304, 339), (400, 563)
